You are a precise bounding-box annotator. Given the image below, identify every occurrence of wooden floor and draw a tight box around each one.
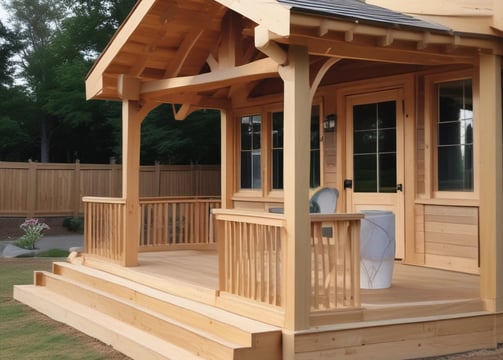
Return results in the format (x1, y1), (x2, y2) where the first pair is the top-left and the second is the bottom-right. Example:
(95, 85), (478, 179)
(82, 250), (482, 323)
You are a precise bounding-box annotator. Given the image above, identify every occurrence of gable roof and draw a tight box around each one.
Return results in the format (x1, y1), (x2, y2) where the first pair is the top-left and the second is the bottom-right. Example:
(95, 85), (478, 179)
(277, 0), (452, 33)
(85, 0), (500, 102)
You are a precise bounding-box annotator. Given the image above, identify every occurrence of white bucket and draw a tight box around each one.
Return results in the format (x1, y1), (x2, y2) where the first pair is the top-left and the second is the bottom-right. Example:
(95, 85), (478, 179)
(360, 210), (395, 289)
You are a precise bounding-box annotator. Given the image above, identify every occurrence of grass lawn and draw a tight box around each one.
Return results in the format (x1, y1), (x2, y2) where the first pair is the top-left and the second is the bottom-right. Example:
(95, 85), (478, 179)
(0, 257), (131, 360)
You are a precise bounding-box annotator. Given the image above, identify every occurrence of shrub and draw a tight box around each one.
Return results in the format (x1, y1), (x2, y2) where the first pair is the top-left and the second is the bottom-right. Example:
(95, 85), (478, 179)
(16, 218), (50, 250)
(62, 216), (84, 233)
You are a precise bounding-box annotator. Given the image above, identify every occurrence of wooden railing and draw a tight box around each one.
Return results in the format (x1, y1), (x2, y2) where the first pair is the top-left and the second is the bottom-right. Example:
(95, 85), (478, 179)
(310, 213), (363, 312)
(83, 196), (220, 262)
(139, 197), (221, 251)
(214, 209), (363, 320)
(83, 197), (126, 264)
(214, 210), (286, 308)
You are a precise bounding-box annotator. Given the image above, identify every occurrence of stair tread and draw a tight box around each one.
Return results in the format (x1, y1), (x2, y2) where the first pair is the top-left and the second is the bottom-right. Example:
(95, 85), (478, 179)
(14, 284), (203, 360)
(53, 261), (279, 333)
(39, 270), (250, 350)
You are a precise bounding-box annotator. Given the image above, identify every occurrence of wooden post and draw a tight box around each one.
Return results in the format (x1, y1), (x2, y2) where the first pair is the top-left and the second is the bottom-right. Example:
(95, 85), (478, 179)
(122, 100), (142, 267)
(280, 45), (312, 333)
(220, 109), (234, 209)
(479, 54), (503, 311)
(27, 160), (36, 218)
(73, 160), (81, 217)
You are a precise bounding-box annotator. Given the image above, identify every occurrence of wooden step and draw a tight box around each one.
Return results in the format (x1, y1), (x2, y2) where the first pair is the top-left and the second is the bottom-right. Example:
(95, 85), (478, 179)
(14, 285), (201, 360)
(51, 262), (280, 348)
(15, 262), (282, 360)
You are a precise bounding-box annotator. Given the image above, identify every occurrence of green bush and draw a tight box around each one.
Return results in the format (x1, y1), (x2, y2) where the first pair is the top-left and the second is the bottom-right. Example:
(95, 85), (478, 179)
(62, 217), (84, 233)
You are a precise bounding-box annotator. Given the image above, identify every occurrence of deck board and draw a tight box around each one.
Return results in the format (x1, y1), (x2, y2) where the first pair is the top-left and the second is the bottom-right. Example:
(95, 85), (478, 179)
(113, 251), (480, 307)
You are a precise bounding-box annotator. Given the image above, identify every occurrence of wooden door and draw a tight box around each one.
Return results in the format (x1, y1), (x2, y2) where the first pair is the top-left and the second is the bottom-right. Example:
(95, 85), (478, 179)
(345, 89), (405, 259)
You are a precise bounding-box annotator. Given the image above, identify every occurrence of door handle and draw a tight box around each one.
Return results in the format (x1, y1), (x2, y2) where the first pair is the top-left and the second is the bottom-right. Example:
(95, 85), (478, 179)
(344, 179), (353, 190)
(396, 183), (403, 192)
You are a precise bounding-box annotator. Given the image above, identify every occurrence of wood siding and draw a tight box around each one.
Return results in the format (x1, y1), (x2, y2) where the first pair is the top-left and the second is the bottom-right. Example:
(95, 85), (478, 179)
(416, 204), (479, 273)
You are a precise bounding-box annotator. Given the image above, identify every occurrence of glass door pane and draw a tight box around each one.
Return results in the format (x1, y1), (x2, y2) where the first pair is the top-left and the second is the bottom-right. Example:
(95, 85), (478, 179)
(353, 101), (397, 193)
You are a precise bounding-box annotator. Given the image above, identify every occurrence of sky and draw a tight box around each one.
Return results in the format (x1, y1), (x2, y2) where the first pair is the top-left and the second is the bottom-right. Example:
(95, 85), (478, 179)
(0, 4), (9, 26)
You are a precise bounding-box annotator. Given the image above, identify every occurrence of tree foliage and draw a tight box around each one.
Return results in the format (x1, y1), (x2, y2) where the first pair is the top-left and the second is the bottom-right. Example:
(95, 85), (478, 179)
(0, 0), (220, 164)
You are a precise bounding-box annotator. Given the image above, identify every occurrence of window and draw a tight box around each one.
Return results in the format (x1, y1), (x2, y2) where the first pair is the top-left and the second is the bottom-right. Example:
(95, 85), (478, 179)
(436, 79), (473, 191)
(310, 107), (321, 188)
(240, 115), (261, 189)
(272, 112), (284, 189)
(270, 107), (320, 190)
(239, 106), (321, 193)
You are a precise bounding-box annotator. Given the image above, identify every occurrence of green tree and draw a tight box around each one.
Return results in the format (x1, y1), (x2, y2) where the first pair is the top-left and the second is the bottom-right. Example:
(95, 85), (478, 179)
(1, 0), (221, 165)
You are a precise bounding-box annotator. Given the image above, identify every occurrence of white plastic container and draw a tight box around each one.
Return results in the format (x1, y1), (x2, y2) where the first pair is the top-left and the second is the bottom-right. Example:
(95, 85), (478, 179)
(359, 210), (395, 289)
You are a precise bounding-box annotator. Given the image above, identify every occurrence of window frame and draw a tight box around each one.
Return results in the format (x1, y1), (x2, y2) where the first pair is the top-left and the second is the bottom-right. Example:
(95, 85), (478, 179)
(424, 69), (479, 200)
(234, 103), (323, 200)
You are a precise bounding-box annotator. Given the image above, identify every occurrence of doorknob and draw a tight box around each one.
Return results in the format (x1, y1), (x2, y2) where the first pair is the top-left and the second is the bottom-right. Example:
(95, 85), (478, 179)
(396, 184), (403, 192)
(344, 179), (353, 190)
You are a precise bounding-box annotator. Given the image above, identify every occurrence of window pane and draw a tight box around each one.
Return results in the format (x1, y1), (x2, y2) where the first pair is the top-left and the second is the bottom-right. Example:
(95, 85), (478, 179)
(241, 152), (251, 188)
(378, 129), (396, 153)
(252, 150), (261, 188)
(438, 145), (473, 191)
(241, 117), (251, 150)
(270, 107), (320, 189)
(354, 130), (377, 154)
(377, 101), (396, 128)
(354, 154), (377, 192)
(437, 79), (473, 191)
(241, 115), (261, 189)
(272, 149), (283, 189)
(252, 115), (261, 150)
(379, 153), (397, 192)
(310, 149), (320, 188)
(272, 112), (283, 189)
(353, 103), (377, 130)
(272, 113), (283, 148)
(310, 107), (320, 188)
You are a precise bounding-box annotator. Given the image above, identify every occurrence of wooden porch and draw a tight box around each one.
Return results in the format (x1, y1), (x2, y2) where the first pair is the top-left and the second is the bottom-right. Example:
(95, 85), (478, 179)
(15, 195), (499, 359)
(81, 250), (484, 324)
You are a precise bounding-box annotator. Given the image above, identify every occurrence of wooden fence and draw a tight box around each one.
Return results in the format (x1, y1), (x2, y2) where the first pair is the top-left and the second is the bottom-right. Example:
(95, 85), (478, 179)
(0, 161), (221, 217)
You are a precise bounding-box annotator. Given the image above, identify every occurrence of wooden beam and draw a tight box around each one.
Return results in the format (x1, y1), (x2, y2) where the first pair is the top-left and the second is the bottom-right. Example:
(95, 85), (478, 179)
(118, 74), (141, 100)
(255, 25), (288, 65)
(280, 45), (311, 333)
(283, 34), (477, 65)
(149, 93), (231, 110)
(163, 28), (205, 78)
(479, 53), (503, 311)
(291, 13), (503, 56)
(140, 57), (279, 96)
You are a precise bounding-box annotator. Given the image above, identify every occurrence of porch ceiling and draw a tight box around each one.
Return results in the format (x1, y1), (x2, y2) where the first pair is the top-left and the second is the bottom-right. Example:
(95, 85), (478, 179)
(85, 0), (502, 107)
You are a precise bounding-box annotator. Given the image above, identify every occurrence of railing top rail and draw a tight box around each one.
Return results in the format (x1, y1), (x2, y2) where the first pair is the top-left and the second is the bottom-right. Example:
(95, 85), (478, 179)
(213, 209), (286, 227)
(139, 196), (221, 204)
(310, 213), (365, 222)
(82, 196), (126, 204)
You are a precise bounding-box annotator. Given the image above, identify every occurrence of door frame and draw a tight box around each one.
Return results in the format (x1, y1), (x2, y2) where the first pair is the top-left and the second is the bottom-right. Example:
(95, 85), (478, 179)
(334, 74), (416, 263)
(345, 88), (405, 258)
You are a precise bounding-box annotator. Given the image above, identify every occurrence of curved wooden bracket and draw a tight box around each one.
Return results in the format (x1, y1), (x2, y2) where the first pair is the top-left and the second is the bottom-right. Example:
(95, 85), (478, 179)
(309, 57), (341, 102)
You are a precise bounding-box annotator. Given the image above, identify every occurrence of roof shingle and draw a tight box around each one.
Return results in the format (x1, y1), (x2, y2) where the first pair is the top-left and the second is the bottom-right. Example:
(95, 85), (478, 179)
(277, 0), (453, 33)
